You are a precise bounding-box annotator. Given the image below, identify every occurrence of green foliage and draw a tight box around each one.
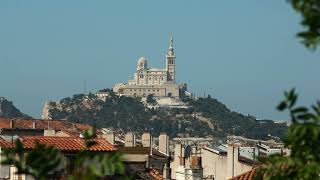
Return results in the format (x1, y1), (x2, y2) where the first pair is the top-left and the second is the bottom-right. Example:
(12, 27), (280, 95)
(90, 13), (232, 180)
(1, 140), (63, 180)
(146, 94), (157, 105)
(190, 97), (287, 140)
(49, 93), (286, 140)
(0, 97), (32, 118)
(88, 92), (96, 99)
(256, 89), (320, 179)
(98, 88), (112, 93)
(1, 129), (126, 179)
(289, 0), (320, 49)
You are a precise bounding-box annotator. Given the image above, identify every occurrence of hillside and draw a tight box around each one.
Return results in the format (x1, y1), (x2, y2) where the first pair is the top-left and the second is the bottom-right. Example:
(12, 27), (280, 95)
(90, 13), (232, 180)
(45, 93), (287, 140)
(0, 97), (31, 118)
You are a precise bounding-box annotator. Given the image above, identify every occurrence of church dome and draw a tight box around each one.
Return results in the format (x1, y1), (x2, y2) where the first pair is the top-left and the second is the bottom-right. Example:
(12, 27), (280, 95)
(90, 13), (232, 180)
(138, 57), (147, 63)
(137, 57), (147, 70)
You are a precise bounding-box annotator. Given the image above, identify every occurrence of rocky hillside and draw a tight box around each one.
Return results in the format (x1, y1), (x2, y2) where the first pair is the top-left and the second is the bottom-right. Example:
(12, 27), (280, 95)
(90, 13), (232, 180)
(44, 92), (287, 140)
(0, 97), (31, 118)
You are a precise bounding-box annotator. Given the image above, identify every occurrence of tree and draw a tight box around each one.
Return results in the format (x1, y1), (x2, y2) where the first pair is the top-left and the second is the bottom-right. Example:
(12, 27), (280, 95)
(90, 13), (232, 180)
(255, 0), (320, 178)
(146, 94), (157, 105)
(289, 0), (320, 49)
(256, 89), (320, 179)
(1, 140), (63, 180)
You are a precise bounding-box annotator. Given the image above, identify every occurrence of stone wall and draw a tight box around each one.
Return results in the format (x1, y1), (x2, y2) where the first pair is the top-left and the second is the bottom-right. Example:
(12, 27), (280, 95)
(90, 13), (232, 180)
(122, 84), (180, 98)
(201, 147), (228, 180)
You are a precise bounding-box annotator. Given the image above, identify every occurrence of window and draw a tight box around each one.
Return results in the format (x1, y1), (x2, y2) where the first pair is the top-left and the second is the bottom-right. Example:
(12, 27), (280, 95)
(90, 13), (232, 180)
(140, 75), (144, 78)
(130, 89), (132, 91)
(139, 89), (141, 91)
(157, 89), (159, 92)
(148, 89), (150, 92)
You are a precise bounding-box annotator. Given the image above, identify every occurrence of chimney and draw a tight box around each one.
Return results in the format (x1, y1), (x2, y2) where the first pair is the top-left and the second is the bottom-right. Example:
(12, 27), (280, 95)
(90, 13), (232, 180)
(32, 121), (36, 129)
(159, 133), (169, 155)
(190, 152), (202, 169)
(9, 120), (13, 129)
(150, 135), (153, 156)
(142, 132), (152, 147)
(103, 131), (115, 145)
(44, 129), (55, 136)
(125, 132), (136, 147)
(163, 162), (171, 180)
(227, 145), (239, 179)
(175, 143), (182, 160)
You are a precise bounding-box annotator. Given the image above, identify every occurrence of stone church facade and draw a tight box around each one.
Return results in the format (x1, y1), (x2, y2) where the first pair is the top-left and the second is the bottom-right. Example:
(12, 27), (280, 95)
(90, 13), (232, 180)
(113, 38), (186, 98)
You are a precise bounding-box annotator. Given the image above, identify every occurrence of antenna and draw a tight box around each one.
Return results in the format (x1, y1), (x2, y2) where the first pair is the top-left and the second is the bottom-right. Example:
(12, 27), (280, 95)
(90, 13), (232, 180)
(83, 80), (87, 94)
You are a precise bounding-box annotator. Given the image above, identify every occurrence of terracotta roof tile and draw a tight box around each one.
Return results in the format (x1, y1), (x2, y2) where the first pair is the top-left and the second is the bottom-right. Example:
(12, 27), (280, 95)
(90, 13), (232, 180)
(229, 167), (258, 180)
(0, 140), (13, 148)
(0, 117), (91, 131)
(148, 169), (163, 180)
(0, 119), (11, 128)
(0, 136), (116, 152)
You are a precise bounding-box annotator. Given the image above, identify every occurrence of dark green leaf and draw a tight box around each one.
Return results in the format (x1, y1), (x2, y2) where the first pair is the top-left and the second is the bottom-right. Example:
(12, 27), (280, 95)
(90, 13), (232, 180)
(277, 101), (288, 111)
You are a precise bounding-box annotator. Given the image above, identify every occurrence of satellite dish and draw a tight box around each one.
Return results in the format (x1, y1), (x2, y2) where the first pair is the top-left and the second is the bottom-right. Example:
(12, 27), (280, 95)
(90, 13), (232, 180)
(184, 145), (192, 158)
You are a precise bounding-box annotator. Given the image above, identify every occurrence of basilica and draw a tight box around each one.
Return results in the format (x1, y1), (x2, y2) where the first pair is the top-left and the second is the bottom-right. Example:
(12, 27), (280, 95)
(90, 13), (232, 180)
(113, 37), (186, 98)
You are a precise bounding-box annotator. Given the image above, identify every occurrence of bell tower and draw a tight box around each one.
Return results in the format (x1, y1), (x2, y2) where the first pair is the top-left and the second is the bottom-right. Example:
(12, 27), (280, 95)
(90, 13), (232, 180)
(166, 37), (176, 83)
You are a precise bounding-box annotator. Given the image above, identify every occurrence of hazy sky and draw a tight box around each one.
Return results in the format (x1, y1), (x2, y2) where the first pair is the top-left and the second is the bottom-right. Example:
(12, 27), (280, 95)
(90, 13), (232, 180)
(0, 1), (319, 120)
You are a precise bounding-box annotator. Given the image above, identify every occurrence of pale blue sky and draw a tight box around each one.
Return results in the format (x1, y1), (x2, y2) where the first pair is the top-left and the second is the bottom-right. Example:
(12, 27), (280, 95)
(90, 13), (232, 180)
(0, 1), (319, 120)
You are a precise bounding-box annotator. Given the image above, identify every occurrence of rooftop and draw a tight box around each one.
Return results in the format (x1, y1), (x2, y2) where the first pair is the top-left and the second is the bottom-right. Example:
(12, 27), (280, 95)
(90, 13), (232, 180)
(0, 117), (91, 131)
(229, 167), (258, 180)
(0, 136), (116, 152)
(117, 147), (168, 159)
(202, 146), (227, 155)
(148, 169), (163, 180)
(147, 68), (167, 72)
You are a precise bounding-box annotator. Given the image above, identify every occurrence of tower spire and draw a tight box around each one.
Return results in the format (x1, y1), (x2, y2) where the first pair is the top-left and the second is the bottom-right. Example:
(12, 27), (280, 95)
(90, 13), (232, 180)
(167, 37), (175, 57)
(166, 36), (176, 82)
(169, 37), (174, 49)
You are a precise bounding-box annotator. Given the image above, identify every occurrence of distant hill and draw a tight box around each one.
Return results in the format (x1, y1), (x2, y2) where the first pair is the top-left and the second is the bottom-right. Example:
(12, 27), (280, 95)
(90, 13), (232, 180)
(0, 97), (32, 118)
(45, 92), (287, 140)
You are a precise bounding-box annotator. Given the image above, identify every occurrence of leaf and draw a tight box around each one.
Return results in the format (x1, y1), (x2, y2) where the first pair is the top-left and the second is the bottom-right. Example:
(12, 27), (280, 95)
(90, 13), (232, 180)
(312, 104), (320, 116)
(291, 107), (308, 114)
(288, 88), (296, 101)
(277, 101), (288, 111)
(289, 94), (298, 108)
(297, 113), (315, 120)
